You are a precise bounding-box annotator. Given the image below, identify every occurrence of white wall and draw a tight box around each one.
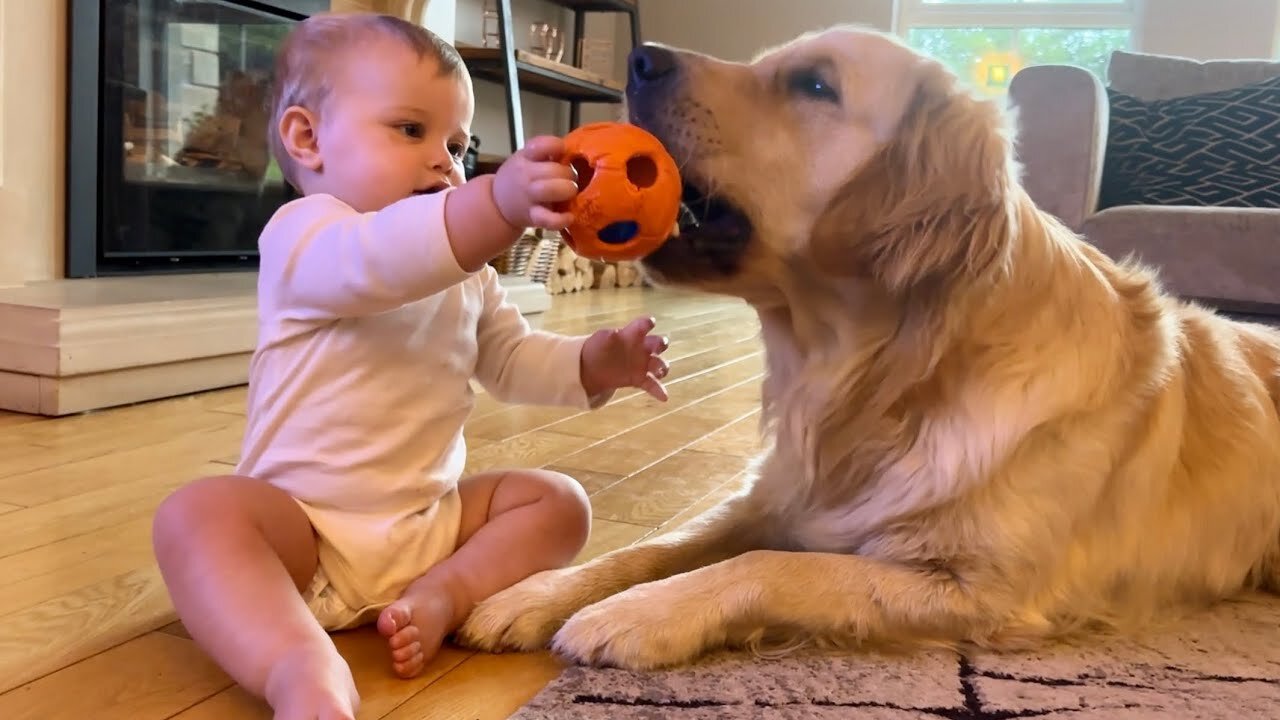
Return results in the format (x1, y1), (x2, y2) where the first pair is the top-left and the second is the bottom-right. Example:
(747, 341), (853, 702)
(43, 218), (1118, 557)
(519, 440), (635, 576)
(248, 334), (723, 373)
(0, 0), (65, 285)
(422, 0), (456, 43)
(1135, 0), (1280, 60)
(638, 0), (894, 63)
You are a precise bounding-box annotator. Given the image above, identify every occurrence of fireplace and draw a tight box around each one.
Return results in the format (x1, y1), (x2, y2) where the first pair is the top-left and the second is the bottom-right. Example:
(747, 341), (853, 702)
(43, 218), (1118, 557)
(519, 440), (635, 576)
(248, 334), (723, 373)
(65, 0), (332, 277)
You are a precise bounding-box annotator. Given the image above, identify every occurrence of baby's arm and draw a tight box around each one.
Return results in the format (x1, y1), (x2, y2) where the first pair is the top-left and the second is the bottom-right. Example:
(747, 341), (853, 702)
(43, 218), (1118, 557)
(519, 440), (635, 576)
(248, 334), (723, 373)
(472, 265), (603, 409)
(260, 191), (502, 320)
(261, 137), (574, 321)
(444, 175), (526, 271)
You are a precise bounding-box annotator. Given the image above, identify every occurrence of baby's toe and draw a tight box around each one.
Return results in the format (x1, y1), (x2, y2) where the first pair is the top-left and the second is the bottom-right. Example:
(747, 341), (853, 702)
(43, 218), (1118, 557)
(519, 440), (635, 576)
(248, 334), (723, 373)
(387, 623), (420, 650)
(392, 640), (421, 664)
(393, 653), (425, 678)
(377, 602), (412, 639)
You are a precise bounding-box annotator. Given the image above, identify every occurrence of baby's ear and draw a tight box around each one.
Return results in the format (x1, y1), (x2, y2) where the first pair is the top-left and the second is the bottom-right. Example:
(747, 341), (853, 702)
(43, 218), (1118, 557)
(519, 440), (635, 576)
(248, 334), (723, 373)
(279, 105), (323, 171)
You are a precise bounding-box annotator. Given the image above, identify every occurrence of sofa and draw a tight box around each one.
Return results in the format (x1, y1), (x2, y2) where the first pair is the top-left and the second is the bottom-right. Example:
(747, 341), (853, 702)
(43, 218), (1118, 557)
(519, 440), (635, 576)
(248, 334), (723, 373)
(1008, 50), (1280, 315)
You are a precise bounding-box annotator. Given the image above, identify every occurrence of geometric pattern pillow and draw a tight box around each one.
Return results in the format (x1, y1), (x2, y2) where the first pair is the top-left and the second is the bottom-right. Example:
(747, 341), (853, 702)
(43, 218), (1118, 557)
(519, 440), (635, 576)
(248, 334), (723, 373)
(1098, 74), (1280, 209)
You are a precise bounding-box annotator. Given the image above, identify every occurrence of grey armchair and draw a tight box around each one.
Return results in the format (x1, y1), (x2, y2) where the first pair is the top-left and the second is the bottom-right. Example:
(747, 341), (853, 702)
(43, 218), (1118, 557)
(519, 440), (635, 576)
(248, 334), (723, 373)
(1008, 51), (1280, 314)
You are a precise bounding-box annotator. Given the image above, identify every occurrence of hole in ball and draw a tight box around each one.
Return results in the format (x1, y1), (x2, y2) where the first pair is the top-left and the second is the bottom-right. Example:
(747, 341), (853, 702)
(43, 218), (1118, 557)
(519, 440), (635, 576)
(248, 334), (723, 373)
(599, 221), (639, 244)
(626, 155), (658, 189)
(570, 155), (595, 189)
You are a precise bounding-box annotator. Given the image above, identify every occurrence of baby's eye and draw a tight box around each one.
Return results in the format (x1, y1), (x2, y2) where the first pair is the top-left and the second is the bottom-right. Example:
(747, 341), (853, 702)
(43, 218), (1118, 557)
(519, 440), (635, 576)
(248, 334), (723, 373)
(448, 142), (466, 158)
(397, 123), (425, 139)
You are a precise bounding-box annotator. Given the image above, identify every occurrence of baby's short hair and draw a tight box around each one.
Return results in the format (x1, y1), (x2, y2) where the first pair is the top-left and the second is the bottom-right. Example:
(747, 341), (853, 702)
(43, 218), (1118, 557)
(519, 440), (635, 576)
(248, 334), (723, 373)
(268, 12), (467, 189)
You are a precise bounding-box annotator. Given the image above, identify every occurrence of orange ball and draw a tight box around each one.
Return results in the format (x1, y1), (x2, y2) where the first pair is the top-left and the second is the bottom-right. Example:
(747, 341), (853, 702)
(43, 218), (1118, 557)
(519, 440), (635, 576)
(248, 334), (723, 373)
(558, 122), (681, 262)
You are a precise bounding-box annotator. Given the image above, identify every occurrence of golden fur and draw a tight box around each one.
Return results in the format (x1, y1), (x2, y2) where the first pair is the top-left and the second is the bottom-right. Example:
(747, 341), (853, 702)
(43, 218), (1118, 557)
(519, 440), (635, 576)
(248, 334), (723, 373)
(454, 26), (1280, 669)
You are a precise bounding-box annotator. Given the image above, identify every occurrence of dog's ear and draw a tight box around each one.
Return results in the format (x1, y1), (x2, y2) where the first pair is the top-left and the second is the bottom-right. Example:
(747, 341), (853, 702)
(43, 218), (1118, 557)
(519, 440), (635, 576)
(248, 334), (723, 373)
(812, 59), (1016, 294)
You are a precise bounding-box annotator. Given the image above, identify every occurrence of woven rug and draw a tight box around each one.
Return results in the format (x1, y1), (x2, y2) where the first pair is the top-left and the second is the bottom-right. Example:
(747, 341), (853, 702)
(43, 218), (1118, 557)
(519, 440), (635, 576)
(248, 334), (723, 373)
(511, 593), (1280, 719)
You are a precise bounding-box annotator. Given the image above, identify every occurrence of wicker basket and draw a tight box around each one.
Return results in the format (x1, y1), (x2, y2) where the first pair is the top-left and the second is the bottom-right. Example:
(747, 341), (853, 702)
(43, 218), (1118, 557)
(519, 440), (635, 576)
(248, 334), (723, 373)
(491, 230), (539, 275)
(525, 231), (563, 284)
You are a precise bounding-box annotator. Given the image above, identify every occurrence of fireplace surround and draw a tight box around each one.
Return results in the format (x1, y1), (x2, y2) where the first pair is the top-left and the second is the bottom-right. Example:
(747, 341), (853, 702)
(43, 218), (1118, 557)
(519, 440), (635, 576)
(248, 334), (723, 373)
(65, 0), (333, 277)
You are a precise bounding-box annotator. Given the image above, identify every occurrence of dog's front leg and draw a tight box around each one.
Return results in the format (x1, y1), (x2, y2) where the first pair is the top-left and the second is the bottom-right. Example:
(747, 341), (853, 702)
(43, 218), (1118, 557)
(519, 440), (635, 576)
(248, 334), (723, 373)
(551, 549), (998, 670)
(455, 492), (766, 652)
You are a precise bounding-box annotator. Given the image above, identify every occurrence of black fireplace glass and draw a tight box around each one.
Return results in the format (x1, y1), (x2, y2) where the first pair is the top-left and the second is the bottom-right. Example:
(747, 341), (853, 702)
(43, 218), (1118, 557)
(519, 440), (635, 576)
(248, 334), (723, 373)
(67, 0), (330, 277)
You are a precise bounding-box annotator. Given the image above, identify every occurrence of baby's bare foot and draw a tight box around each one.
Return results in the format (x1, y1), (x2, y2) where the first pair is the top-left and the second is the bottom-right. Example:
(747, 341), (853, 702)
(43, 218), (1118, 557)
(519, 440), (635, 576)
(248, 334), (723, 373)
(376, 583), (455, 678)
(264, 642), (359, 720)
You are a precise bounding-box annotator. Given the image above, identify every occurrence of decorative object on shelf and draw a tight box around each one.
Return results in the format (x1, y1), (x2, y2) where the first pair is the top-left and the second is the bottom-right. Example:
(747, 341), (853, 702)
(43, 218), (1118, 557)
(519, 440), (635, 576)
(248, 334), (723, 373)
(481, 0), (501, 48)
(577, 37), (615, 79)
(557, 121), (681, 262)
(529, 21), (565, 62)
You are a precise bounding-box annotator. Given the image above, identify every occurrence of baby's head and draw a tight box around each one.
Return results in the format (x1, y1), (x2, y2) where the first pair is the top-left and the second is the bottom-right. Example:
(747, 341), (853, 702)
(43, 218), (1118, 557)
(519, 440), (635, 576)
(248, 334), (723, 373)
(269, 12), (474, 211)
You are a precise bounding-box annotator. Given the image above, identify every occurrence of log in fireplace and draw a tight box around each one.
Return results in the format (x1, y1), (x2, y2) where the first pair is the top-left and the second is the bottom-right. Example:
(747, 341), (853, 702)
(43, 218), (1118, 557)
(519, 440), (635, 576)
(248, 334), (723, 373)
(66, 0), (330, 277)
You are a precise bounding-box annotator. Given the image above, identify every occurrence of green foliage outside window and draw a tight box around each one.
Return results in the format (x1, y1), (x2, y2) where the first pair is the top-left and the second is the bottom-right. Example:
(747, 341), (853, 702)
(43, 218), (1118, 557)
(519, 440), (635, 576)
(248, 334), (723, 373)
(920, 0), (1126, 4)
(906, 27), (1131, 92)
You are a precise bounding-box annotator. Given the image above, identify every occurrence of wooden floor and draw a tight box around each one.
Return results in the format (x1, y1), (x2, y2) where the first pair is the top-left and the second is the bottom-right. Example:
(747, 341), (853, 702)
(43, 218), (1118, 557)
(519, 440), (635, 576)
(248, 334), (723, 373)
(0, 286), (764, 720)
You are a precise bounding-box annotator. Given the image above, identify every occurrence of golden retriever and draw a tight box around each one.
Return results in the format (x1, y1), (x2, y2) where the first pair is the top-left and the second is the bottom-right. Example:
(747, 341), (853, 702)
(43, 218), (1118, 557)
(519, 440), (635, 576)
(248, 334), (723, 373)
(454, 26), (1280, 670)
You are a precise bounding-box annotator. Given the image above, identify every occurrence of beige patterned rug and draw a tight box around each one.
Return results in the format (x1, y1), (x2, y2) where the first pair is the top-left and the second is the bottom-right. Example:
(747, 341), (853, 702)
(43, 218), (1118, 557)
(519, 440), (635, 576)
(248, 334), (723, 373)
(511, 593), (1280, 719)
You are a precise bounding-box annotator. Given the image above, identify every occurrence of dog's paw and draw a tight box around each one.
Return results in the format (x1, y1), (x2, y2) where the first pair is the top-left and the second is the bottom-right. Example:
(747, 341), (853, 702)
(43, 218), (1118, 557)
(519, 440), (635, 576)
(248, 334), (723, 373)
(455, 567), (598, 652)
(551, 581), (723, 670)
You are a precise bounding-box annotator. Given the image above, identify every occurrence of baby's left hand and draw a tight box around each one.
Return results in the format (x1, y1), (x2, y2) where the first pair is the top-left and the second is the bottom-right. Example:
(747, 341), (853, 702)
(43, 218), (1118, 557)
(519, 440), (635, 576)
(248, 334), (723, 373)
(581, 316), (671, 402)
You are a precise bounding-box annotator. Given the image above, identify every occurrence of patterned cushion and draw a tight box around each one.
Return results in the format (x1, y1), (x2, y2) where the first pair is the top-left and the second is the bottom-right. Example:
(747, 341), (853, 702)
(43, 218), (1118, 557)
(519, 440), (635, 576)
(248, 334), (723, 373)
(1098, 75), (1280, 210)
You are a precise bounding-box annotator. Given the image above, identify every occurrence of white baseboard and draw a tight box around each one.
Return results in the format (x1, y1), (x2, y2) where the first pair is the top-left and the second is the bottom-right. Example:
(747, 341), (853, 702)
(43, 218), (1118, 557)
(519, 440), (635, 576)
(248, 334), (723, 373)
(0, 271), (549, 415)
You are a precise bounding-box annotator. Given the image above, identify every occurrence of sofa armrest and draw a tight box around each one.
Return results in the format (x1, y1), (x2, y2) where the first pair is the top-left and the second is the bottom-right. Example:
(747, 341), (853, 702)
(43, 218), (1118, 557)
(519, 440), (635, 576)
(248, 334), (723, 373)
(1082, 206), (1280, 309)
(1008, 64), (1109, 231)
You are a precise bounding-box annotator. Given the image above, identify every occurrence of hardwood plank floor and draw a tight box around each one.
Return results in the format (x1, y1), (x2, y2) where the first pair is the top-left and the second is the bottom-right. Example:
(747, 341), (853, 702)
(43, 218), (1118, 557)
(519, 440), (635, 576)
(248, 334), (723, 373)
(0, 287), (762, 719)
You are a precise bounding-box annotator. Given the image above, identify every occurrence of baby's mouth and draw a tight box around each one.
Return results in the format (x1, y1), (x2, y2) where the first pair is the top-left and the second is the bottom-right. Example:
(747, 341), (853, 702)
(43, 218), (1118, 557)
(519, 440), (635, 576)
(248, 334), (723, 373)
(413, 181), (450, 195)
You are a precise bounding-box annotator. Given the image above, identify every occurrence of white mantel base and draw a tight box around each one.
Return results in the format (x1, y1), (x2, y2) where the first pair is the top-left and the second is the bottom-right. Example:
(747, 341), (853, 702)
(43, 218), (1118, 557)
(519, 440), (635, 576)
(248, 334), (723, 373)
(0, 272), (549, 416)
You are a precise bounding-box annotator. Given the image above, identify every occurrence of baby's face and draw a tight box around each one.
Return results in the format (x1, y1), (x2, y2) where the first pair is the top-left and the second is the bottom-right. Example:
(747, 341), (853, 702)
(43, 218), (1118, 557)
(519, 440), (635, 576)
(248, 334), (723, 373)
(310, 39), (474, 212)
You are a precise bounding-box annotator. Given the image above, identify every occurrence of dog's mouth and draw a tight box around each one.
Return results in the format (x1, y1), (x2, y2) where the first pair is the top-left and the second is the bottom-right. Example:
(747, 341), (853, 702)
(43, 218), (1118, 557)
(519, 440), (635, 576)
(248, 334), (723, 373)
(677, 183), (745, 236)
(645, 178), (753, 280)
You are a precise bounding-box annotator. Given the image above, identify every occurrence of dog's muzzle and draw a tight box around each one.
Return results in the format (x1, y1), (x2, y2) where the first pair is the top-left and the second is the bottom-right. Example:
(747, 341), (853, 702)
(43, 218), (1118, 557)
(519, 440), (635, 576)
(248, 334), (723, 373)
(624, 45), (754, 283)
(626, 45), (679, 129)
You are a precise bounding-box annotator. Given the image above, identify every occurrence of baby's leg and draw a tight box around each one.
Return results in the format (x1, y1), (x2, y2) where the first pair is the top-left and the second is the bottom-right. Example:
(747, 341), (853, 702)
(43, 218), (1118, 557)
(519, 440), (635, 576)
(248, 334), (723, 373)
(152, 474), (359, 720)
(377, 469), (590, 677)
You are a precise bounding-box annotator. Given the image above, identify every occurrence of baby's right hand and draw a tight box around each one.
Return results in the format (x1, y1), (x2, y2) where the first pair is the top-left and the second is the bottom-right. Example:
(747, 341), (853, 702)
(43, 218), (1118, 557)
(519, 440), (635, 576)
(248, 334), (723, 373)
(492, 135), (578, 230)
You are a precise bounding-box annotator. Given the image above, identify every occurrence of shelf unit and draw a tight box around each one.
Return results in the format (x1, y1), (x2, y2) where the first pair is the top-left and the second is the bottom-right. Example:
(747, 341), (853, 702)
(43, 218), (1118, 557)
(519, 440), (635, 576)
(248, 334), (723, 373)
(458, 0), (641, 152)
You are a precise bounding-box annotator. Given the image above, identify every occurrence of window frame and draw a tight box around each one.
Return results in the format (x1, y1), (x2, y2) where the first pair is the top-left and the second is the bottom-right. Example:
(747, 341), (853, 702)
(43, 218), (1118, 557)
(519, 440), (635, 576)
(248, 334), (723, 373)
(895, 1), (1137, 33)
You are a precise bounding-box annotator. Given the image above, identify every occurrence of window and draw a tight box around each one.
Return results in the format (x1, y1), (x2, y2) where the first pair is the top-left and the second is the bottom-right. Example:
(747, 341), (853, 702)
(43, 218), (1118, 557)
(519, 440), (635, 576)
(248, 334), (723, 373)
(896, 1), (1135, 95)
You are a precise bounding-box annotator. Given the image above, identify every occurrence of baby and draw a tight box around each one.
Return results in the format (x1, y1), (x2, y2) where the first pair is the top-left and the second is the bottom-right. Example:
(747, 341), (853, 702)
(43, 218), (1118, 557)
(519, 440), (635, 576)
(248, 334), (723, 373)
(151, 12), (670, 720)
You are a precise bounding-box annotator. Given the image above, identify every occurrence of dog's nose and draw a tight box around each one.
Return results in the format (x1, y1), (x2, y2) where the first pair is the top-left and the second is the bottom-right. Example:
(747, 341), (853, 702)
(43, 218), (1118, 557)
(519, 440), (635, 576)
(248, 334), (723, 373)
(629, 45), (677, 86)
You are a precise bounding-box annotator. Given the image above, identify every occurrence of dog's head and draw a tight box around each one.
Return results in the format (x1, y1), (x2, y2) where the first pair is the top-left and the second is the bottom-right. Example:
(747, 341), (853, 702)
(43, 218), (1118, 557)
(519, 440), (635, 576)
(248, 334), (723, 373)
(626, 26), (1019, 304)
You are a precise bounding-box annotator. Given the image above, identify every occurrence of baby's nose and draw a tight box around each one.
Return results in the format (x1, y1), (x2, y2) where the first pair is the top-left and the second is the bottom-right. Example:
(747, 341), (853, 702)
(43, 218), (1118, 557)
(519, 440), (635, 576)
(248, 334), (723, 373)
(427, 146), (455, 170)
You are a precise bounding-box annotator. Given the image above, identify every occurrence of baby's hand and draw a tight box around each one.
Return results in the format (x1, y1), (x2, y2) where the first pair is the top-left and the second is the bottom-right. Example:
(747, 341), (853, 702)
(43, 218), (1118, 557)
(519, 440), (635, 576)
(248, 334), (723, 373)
(580, 316), (671, 403)
(493, 136), (577, 230)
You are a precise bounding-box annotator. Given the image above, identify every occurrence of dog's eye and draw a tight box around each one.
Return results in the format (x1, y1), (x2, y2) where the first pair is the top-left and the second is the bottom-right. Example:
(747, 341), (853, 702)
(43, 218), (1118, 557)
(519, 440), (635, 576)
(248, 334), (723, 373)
(787, 68), (839, 103)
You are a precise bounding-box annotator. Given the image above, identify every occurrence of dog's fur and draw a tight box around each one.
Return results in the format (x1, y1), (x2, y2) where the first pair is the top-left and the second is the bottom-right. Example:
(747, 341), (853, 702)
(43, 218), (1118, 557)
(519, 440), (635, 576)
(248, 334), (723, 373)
(454, 26), (1280, 670)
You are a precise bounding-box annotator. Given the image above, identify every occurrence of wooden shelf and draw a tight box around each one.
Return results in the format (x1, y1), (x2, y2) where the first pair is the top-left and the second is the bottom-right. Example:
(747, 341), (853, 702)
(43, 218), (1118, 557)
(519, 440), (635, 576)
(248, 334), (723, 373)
(473, 0), (639, 149)
(458, 46), (623, 103)
(546, 0), (637, 11)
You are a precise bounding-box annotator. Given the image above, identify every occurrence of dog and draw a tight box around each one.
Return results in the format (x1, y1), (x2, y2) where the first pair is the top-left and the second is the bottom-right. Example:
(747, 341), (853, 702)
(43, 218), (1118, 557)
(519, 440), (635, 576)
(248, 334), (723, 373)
(454, 26), (1280, 671)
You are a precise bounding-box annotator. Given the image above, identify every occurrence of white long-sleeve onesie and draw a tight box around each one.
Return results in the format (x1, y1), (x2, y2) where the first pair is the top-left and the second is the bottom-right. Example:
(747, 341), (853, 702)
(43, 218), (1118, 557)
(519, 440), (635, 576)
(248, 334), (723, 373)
(235, 191), (596, 628)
